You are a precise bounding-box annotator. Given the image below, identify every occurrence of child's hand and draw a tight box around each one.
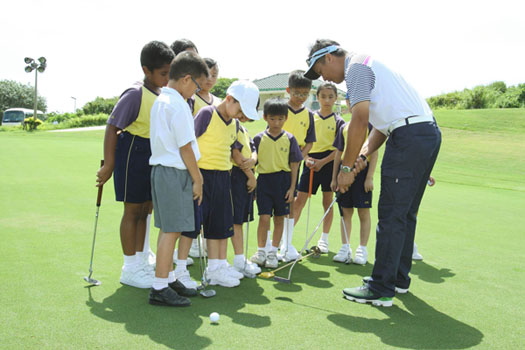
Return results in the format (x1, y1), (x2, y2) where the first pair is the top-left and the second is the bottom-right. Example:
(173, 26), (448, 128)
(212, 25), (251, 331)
(285, 187), (295, 203)
(312, 159), (324, 172)
(96, 165), (113, 187)
(246, 176), (256, 193)
(364, 177), (374, 193)
(240, 157), (256, 170)
(305, 157), (315, 169)
(330, 179), (337, 192)
(193, 181), (203, 205)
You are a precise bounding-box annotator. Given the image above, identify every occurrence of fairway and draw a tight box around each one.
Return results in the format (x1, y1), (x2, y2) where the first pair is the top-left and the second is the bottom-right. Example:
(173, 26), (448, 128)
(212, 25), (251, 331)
(1, 109), (524, 349)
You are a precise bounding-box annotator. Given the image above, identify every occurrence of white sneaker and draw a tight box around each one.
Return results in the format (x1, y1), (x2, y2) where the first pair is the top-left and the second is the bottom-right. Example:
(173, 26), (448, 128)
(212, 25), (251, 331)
(412, 243), (423, 260)
(317, 239), (329, 253)
(333, 246), (352, 263)
(265, 251), (279, 268)
(353, 246), (368, 265)
(279, 245), (301, 262)
(172, 249), (194, 266)
(264, 239), (273, 254)
(225, 264), (244, 280)
(120, 265), (154, 289)
(189, 239), (202, 258)
(250, 250), (266, 266)
(174, 269), (198, 289)
(207, 267), (240, 287)
(233, 259), (262, 276)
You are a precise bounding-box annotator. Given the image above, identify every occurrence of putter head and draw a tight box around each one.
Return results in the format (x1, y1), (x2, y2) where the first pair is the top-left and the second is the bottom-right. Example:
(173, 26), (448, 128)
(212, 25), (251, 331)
(200, 289), (216, 298)
(310, 246), (322, 258)
(273, 276), (291, 284)
(84, 276), (101, 286)
(259, 271), (275, 279)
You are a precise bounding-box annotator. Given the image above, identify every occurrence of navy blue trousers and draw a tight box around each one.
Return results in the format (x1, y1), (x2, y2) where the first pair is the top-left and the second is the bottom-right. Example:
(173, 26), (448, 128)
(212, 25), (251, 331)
(368, 120), (441, 297)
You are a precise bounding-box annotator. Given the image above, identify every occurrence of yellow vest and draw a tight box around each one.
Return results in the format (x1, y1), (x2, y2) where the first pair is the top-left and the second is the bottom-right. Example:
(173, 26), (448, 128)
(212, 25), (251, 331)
(283, 107), (312, 148)
(310, 112), (338, 153)
(193, 93), (221, 116)
(125, 86), (156, 138)
(256, 131), (293, 174)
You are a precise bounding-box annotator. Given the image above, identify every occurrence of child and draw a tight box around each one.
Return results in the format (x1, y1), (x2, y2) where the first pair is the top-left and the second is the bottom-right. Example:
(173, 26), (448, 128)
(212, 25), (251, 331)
(230, 114), (262, 276)
(331, 120), (378, 265)
(293, 82), (345, 253)
(251, 98), (303, 268)
(193, 80), (260, 287)
(170, 38), (198, 55)
(148, 51), (209, 306)
(193, 58), (222, 116)
(96, 41), (174, 288)
(278, 70), (316, 261)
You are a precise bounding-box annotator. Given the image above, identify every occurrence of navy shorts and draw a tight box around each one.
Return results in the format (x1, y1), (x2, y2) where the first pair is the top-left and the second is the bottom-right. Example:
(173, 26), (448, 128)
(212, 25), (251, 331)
(337, 164), (372, 213)
(114, 131), (152, 203)
(256, 171), (291, 217)
(201, 169), (234, 240)
(181, 200), (202, 239)
(297, 151), (334, 195)
(231, 167), (254, 225)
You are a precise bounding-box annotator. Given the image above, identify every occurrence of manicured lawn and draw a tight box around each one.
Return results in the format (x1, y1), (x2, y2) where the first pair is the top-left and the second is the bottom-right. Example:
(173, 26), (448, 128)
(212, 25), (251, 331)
(0, 109), (524, 349)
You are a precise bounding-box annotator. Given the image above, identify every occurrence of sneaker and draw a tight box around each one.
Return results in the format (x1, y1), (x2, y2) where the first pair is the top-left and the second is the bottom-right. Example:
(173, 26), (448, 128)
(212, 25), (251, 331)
(343, 285), (393, 307)
(173, 249), (194, 266)
(412, 243), (423, 260)
(149, 287), (191, 307)
(250, 250), (266, 267)
(279, 245), (301, 262)
(120, 265), (154, 289)
(333, 246), (352, 263)
(174, 269), (199, 290)
(353, 246), (368, 265)
(225, 264), (244, 280)
(317, 239), (329, 253)
(265, 251), (279, 268)
(362, 276), (409, 294)
(264, 239), (273, 254)
(207, 267), (240, 288)
(189, 239), (202, 258)
(139, 256), (155, 273)
(233, 259), (262, 276)
(169, 279), (198, 297)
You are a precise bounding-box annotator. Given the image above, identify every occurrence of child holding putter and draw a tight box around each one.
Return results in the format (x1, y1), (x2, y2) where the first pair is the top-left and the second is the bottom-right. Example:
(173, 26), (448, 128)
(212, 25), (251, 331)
(293, 82), (345, 254)
(250, 98), (303, 268)
(278, 70), (316, 262)
(193, 80), (260, 287)
(148, 51), (209, 306)
(96, 41), (174, 289)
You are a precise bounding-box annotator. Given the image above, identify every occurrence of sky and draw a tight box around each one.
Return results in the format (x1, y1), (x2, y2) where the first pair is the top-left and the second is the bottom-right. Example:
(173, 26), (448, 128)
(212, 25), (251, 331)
(1, 0), (524, 113)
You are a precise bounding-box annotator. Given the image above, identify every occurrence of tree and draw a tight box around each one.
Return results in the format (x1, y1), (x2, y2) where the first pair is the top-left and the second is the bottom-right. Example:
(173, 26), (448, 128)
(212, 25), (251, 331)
(0, 80), (47, 116)
(82, 96), (119, 115)
(211, 78), (238, 99)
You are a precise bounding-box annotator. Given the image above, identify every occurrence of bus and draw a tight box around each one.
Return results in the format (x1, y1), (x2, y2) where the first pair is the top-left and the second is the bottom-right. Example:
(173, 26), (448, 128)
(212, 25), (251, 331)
(1, 108), (45, 126)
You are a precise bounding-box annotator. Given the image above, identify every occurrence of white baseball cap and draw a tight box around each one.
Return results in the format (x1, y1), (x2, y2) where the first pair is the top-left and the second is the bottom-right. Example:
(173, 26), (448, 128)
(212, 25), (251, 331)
(226, 80), (260, 120)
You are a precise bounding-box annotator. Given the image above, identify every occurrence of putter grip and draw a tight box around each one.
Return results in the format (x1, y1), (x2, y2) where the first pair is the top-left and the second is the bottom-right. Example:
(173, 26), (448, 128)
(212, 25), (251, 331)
(96, 160), (104, 207)
(308, 167), (314, 197)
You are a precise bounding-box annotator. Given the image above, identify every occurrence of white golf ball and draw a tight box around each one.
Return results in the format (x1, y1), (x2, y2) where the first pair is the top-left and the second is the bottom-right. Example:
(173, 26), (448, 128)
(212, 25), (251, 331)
(210, 312), (220, 324)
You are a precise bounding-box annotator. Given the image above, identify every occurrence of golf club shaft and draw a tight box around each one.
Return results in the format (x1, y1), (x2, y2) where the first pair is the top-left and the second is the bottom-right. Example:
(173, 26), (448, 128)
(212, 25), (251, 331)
(299, 195), (338, 256)
(88, 160), (104, 277)
(305, 167), (314, 245)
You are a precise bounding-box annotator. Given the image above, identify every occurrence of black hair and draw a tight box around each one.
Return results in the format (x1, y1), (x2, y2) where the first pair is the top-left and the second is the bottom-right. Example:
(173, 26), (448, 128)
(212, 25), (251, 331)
(317, 82), (338, 96)
(169, 51), (209, 81)
(203, 58), (218, 70)
(308, 39), (347, 65)
(264, 98), (288, 117)
(170, 39), (199, 55)
(288, 70), (312, 89)
(140, 41), (175, 72)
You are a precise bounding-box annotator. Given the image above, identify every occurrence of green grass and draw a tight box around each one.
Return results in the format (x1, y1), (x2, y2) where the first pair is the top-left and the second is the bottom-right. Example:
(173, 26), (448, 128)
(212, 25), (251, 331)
(1, 109), (524, 349)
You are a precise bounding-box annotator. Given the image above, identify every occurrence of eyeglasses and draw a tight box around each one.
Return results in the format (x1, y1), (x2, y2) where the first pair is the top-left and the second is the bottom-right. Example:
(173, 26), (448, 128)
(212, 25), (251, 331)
(191, 77), (201, 93)
(291, 91), (310, 98)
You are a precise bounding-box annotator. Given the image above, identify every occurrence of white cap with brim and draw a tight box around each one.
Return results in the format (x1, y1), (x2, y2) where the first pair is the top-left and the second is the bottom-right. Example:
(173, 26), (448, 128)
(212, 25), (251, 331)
(304, 45), (341, 80)
(226, 80), (260, 120)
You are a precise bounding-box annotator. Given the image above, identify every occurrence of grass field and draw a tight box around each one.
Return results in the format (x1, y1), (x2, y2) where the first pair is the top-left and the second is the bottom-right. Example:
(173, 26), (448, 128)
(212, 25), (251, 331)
(0, 109), (524, 349)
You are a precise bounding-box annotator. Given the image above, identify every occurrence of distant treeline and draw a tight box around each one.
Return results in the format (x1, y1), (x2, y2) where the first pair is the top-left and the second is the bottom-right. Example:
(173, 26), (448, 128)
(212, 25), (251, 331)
(427, 82), (525, 109)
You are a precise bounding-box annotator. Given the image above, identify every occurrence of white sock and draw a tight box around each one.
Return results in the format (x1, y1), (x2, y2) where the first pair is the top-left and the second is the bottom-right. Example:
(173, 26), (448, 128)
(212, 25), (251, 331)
(233, 254), (245, 266)
(287, 218), (295, 246)
(219, 259), (228, 268)
(144, 214), (152, 253)
(123, 254), (138, 271)
(342, 243), (350, 250)
(321, 233), (329, 242)
(168, 270), (176, 283)
(281, 219), (288, 246)
(266, 231), (272, 247)
(152, 277), (168, 290)
(270, 246), (278, 253)
(136, 251), (144, 261)
(208, 259), (219, 271)
(175, 259), (187, 273)
(358, 245), (367, 251)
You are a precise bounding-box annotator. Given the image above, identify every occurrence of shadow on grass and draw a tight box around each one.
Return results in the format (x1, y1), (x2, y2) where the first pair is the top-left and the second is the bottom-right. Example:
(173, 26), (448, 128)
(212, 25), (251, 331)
(327, 293), (483, 349)
(86, 276), (271, 349)
(411, 261), (455, 284)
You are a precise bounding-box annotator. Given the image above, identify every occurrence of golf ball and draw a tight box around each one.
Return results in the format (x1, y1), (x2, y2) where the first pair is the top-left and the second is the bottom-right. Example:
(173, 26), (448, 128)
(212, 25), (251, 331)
(210, 312), (220, 324)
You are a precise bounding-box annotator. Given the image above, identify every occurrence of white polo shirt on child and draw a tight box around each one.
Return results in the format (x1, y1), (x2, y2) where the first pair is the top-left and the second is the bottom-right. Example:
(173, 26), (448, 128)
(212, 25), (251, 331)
(150, 86), (200, 169)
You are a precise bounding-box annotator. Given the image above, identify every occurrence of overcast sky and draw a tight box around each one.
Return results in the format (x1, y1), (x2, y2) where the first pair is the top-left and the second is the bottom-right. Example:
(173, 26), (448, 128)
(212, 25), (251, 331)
(1, 0), (524, 113)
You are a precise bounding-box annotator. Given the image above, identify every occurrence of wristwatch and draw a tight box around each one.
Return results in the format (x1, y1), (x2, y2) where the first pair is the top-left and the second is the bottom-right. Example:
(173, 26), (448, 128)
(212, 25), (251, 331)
(341, 165), (353, 173)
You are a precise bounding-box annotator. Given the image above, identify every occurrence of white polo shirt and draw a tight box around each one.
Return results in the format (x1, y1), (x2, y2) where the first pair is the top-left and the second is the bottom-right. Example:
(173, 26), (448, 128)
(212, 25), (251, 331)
(150, 87), (200, 169)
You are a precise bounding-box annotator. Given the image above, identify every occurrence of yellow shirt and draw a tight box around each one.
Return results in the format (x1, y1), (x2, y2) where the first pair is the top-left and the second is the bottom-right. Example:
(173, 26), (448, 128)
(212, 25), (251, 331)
(193, 93), (222, 117)
(232, 125), (254, 168)
(282, 106), (316, 148)
(253, 130), (303, 174)
(310, 112), (346, 153)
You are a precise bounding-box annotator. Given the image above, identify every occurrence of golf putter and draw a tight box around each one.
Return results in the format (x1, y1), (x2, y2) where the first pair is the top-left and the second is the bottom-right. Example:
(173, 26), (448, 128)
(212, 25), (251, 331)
(84, 160), (104, 286)
(242, 203), (256, 279)
(197, 232), (215, 298)
(260, 247), (321, 279)
(341, 217), (351, 264)
(304, 167), (314, 254)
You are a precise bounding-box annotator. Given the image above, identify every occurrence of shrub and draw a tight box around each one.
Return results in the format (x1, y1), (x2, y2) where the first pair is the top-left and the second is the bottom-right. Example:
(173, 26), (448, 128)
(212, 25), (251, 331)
(45, 112), (81, 124)
(82, 97), (118, 115)
(23, 117), (43, 130)
(59, 114), (108, 128)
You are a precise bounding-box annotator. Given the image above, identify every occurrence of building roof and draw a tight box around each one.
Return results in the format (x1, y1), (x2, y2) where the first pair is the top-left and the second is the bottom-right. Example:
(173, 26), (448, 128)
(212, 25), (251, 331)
(253, 73), (345, 95)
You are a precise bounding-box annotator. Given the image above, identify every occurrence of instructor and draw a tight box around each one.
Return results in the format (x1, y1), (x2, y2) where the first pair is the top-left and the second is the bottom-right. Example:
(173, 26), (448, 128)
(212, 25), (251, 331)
(304, 39), (441, 307)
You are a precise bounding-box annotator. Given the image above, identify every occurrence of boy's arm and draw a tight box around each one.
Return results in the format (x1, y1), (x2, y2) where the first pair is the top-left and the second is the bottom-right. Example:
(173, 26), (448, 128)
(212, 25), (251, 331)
(180, 142), (203, 205)
(301, 142), (313, 160)
(364, 150), (378, 193)
(331, 150), (342, 192)
(232, 149), (256, 192)
(311, 150), (336, 172)
(285, 161), (300, 203)
(96, 124), (120, 187)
